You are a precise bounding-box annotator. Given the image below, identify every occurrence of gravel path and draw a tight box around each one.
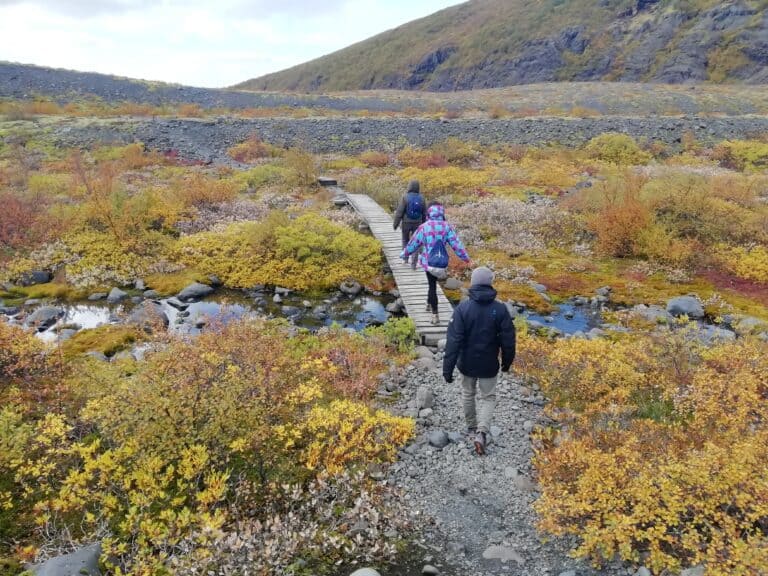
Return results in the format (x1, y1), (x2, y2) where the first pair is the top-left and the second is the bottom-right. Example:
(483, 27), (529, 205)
(380, 349), (631, 576)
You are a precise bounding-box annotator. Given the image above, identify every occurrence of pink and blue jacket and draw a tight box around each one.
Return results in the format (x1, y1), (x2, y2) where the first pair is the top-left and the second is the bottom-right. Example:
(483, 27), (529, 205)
(400, 204), (470, 271)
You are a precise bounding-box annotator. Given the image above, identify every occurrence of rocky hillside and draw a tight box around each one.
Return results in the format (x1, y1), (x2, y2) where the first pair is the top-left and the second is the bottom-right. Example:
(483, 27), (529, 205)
(238, 0), (768, 92)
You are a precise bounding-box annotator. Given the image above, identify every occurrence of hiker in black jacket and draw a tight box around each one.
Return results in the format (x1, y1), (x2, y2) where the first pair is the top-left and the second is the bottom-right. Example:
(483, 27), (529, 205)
(443, 266), (516, 455)
(393, 180), (426, 269)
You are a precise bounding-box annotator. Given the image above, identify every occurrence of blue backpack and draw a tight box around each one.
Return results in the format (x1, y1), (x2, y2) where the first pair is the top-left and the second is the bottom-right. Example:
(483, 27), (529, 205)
(405, 193), (424, 220)
(427, 237), (449, 269)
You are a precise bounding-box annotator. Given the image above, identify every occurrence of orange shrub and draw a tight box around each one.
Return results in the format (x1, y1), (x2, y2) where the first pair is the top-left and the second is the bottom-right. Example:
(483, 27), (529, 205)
(177, 103), (204, 118)
(227, 134), (278, 163)
(359, 150), (390, 167)
(397, 147), (448, 169)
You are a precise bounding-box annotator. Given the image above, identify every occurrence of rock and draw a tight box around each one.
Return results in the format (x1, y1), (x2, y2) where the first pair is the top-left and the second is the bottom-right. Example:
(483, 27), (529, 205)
(482, 545), (524, 565)
(166, 298), (188, 311)
(513, 474), (537, 492)
(428, 430), (449, 449)
(107, 287), (128, 303)
(302, 300), (312, 308)
(88, 292), (107, 301)
(26, 306), (63, 331)
(680, 567), (705, 576)
(558, 571), (577, 576)
(127, 302), (169, 333)
(273, 293), (283, 303)
(349, 569), (381, 576)
(586, 327), (607, 339)
(595, 286), (612, 297)
(422, 565), (440, 575)
(85, 351), (109, 362)
(29, 542), (101, 576)
(523, 420), (535, 433)
(143, 289), (160, 299)
(504, 466), (518, 479)
(134, 279), (146, 291)
(24, 299), (41, 307)
(0, 306), (20, 316)
(414, 345), (434, 360)
(112, 350), (134, 362)
(19, 270), (52, 287)
(635, 568), (652, 576)
(699, 325), (736, 344)
(666, 295), (704, 319)
(281, 305), (301, 317)
(490, 425), (502, 438)
(416, 386), (434, 409)
(56, 329), (78, 341)
(733, 315), (768, 336)
(632, 304), (673, 324)
(530, 282), (548, 293)
(419, 408), (434, 418)
(444, 277), (462, 290)
(274, 286), (290, 295)
(448, 431), (463, 443)
(340, 281), (363, 296)
(208, 274), (222, 287)
(177, 282), (214, 301)
(413, 357), (437, 371)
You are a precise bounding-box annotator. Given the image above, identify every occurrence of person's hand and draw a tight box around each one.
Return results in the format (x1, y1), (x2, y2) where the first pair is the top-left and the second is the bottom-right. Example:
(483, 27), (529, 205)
(444, 373), (454, 384)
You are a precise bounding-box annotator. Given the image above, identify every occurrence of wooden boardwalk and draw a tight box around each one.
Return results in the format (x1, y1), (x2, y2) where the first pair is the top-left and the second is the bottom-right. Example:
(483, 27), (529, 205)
(345, 193), (453, 345)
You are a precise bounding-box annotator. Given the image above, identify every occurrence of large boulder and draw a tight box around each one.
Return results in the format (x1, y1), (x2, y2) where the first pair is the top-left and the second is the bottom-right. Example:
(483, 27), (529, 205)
(733, 315), (768, 336)
(19, 270), (52, 287)
(340, 281), (363, 296)
(26, 306), (63, 331)
(127, 302), (169, 333)
(666, 296), (705, 319)
(107, 287), (128, 304)
(30, 542), (101, 576)
(177, 282), (214, 301)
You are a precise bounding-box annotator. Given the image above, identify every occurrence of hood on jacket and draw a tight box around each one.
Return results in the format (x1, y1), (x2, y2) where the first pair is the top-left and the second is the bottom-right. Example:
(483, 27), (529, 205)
(427, 203), (445, 221)
(407, 180), (420, 194)
(468, 284), (497, 304)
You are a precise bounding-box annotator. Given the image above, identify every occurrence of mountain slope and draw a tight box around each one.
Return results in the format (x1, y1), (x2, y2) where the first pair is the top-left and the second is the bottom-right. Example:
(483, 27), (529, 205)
(237, 0), (768, 92)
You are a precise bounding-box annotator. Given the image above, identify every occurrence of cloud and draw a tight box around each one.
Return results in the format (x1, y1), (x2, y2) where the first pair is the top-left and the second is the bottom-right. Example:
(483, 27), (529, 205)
(0, 0), (349, 18)
(0, 0), (464, 86)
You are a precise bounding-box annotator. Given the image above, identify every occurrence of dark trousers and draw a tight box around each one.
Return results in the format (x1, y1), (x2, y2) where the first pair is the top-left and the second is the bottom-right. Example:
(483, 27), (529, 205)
(401, 221), (419, 249)
(426, 271), (438, 313)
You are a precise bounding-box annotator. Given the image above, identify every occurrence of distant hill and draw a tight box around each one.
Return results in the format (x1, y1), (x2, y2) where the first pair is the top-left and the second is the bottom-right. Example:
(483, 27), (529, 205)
(237, 0), (768, 92)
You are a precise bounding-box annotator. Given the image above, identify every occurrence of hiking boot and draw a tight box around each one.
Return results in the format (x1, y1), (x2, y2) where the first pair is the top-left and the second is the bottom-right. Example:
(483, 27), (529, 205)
(410, 256), (418, 270)
(473, 431), (487, 455)
(425, 303), (431, 313)
(431, 313), (440, 325)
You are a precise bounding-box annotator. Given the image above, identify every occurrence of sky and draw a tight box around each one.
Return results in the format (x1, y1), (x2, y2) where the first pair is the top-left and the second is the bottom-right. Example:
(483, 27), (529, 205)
(0, 0), (465, 88)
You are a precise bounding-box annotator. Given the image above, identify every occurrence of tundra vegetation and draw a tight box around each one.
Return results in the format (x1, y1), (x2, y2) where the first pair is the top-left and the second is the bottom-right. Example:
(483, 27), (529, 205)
(0, 117), (767, 575)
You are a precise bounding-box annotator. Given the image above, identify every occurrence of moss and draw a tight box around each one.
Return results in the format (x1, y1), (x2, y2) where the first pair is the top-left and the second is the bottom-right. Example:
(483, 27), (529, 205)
(16, 282), (91, 301)
(62, 325), (143, 359)
(144, 270), (207, 296)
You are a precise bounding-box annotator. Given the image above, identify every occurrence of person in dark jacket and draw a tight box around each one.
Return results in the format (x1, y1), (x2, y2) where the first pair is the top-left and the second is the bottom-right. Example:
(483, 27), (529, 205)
(443, 266), (516, 455)
(393, 180), (426, 269)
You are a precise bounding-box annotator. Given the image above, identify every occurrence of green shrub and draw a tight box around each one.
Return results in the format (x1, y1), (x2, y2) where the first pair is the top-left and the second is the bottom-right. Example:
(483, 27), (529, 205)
(585, 133), (651, 166)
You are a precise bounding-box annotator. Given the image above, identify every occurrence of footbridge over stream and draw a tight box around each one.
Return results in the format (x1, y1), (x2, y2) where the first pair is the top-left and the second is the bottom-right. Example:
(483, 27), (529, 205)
(340, 190), (454, 346)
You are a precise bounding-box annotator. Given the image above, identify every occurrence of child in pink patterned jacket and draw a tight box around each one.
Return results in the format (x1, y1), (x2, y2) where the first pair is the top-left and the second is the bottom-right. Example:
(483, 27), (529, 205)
(400, 202), (471, 324)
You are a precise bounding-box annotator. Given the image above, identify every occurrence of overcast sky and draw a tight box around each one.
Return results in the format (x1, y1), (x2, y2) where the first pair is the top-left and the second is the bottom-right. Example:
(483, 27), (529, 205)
(0, 0), (464, 87)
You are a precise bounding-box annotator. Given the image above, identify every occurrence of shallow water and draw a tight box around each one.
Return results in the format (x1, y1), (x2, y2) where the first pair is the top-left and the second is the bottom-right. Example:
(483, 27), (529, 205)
(525, 303), (603, 335)
(28, 289), (394, 342)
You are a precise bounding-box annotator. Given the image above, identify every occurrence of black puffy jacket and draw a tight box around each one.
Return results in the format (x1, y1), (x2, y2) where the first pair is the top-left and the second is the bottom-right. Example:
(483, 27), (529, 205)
(443, 285), (516, 379)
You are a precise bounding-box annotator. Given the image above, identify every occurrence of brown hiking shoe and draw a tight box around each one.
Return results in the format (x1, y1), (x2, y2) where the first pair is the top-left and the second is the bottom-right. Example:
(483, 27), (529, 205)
(473, 431), (487, 455)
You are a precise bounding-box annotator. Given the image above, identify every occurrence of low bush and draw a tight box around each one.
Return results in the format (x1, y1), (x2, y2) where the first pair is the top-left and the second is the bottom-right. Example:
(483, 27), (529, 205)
(173, 213), (382, 291)
(359, 150), (390, 167)
(397, 147), (448, 169)
(517, 330), (768, 575)
(712, 139), (768, 172)
(585, 133), (651, 166)
(227, 134), (281, 163)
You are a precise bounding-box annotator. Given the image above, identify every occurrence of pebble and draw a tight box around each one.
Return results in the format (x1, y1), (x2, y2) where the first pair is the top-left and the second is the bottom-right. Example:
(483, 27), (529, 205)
(482, 545), (524, 565)
(428, 430), (449, 449)
(421, 565), (440, 575)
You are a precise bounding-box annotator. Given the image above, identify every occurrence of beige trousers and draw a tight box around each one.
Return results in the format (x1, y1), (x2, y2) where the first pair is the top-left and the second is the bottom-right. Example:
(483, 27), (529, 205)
(460, 372), (497, 433)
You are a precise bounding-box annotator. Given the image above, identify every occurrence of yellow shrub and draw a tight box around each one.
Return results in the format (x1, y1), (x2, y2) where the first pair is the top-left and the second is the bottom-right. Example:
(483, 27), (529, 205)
(585, 133), (651, 166)
(715, 244), (768, 283)
(519, 332), (768, 575)
(173, 213), (382, 291)
(713, 140), (768, 172)
(302, 400), (413, 474)
(400, 166), (490, 196)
